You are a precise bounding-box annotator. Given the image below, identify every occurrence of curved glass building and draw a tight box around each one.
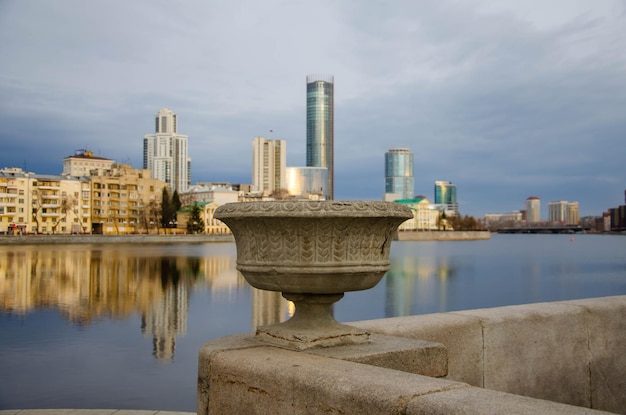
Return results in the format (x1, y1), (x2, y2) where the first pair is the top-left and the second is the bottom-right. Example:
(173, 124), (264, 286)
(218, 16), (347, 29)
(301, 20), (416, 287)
(306, 74), (334, 200)
(385, 148), (414, 200)
(286, 167), (328, 199)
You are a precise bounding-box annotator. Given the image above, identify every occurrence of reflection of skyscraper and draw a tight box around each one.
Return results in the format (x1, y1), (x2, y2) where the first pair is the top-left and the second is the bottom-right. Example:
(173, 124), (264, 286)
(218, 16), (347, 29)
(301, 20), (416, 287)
(251, 289), (290, 331)
(385, 148), (414, 200)
(142, 280), (188, 362)
(143, 108), (191, 192)
(306, 75), (334, 200)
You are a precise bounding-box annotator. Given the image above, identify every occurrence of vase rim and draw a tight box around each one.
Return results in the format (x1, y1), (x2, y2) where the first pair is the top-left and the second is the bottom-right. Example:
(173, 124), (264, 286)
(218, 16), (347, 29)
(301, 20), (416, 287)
(214, 200), (412, 219)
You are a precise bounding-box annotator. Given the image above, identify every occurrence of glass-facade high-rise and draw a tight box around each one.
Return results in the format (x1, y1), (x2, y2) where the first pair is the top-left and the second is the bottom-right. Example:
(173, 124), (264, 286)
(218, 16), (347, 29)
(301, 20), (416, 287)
(434, 181), (458, 213)
(286, 167), (328, 199)
(306, 74), (334, 200)
(385, 148), (414, 200)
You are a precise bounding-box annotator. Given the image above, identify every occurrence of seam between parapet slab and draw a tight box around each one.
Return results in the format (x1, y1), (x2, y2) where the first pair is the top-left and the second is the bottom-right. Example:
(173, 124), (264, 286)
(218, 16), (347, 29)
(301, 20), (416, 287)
(399, 383), (471, 414)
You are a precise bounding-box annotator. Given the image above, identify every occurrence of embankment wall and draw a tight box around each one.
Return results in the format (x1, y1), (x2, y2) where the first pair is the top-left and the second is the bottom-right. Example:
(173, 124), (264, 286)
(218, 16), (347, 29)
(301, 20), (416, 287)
(396, 230), (491, 241)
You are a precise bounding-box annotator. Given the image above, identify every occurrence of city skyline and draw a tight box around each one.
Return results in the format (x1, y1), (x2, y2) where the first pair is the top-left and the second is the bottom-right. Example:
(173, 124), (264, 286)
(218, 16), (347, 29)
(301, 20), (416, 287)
(1, 1), (625, 217)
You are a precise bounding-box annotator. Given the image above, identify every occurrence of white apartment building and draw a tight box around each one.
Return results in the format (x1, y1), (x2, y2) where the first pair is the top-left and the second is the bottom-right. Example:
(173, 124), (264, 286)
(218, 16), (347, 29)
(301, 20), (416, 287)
(179, 183), (239, 207)
(143, 108), (191, 192)
(548, 200), (580, 225)
(252, 137), (286, 196)
(62, 149), (114, 177)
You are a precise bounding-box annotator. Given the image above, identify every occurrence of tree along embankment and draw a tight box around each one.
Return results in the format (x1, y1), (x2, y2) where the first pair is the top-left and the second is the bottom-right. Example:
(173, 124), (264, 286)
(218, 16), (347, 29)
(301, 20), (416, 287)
(0, 234), (235, 245)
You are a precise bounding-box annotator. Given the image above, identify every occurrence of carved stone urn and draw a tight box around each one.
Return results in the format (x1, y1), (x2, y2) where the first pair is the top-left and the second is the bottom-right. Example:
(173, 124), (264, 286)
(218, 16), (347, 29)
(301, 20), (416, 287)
(214, 200), (412, 350)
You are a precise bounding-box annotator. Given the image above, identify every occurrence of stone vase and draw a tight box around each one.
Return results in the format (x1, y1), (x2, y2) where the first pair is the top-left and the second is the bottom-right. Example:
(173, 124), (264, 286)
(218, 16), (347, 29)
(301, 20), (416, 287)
(214, 200), (412, 350)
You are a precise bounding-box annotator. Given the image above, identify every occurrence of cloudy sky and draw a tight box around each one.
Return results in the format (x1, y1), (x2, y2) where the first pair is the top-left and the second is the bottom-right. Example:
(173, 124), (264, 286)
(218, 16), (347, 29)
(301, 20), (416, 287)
(1, 0), (624, 217)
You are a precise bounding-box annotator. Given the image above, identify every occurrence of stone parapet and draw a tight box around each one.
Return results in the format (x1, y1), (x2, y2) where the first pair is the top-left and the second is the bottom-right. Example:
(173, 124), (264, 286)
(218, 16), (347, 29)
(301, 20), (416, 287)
(199, 343), (613, 415)
(353, 295), (626, 413)
(199, 296), (625, 414)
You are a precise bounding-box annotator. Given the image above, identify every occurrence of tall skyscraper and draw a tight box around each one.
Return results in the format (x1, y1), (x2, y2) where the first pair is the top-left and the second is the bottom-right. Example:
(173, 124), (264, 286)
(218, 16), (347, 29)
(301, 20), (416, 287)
(434, 181), (458, 213)
(143, 108), (190, 192)
(252, 136), (286, 196)
(306, 74), (334, 200)
(526, 196), (541, 223)
(385, 148), (414, 200)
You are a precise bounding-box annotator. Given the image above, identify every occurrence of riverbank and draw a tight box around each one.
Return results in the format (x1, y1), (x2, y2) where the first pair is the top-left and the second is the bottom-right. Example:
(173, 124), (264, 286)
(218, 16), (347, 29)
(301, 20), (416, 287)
(0, 234), (235, 245)
(395, 230), (491, 241)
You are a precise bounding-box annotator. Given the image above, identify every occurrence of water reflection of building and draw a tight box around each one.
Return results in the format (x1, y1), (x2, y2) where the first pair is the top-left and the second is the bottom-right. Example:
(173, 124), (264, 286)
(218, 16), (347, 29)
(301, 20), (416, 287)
(141, 277), (188, 362)
(0, 245), (253, 356)
(251, 289), (290, 332)
(385, 254), (455, 317)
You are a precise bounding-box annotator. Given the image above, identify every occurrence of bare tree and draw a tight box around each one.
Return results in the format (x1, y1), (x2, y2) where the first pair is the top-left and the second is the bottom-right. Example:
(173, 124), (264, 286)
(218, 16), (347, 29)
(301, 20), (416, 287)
(51, 196), (77, 234)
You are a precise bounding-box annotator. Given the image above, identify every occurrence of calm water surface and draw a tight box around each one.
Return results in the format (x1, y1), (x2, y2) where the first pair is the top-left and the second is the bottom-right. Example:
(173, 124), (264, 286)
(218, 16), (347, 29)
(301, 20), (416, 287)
(0, 234), (625, 411)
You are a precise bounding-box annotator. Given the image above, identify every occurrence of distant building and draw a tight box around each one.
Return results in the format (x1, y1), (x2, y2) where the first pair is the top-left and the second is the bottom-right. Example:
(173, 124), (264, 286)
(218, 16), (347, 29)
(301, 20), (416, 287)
(62, 149), (114, 177)
(525, 196), (541, 223)
(609, 205), (626, 231)
(286, 167), (327, 200)
(89, 164), (165, 235)
(548, 200), (579, 225)
(394, 197), (440, 231)
(252, 137), (287, 196)
(179, 183), (239, 207)
(176, 201), (231, 235)
(434, 181), (458, 213)
(143, 108), (191, 192)
(306, 74), (334, 200)
(0, 167), (32, 234)
(385, 148), (414, 200)
(483, 212), (523, 230)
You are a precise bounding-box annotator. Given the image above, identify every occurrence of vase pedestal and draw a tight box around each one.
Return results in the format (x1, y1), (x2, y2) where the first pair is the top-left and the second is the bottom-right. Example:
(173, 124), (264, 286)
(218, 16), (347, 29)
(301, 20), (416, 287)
(256, 293), (370, 350)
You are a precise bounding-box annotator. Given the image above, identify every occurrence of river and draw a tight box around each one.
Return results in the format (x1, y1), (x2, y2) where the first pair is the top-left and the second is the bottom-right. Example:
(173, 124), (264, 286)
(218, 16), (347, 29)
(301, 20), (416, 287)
(0, 234), (624, 411)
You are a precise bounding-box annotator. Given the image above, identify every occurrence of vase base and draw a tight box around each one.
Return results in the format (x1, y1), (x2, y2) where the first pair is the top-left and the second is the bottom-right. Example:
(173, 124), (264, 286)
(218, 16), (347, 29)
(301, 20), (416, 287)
(256, 322), (371, 350)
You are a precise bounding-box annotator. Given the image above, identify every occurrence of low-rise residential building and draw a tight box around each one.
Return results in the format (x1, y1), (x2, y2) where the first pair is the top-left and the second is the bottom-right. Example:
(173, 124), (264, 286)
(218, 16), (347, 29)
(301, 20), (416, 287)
(89, 164), (165, 235)
(62, 149), (115, 177)
(31, 174), (90, 234)
(0, 168), (31, 234)
(179, 183), (239, 207)
(176, 201), (231, 235)
(483, 212), (523, 230)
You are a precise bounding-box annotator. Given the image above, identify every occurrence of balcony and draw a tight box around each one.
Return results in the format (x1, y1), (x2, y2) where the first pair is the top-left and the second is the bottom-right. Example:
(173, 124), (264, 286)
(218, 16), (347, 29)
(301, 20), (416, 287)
(41, 212), (60, 217)
(37, 185), (61, 190)
(42, 203), (60, 208)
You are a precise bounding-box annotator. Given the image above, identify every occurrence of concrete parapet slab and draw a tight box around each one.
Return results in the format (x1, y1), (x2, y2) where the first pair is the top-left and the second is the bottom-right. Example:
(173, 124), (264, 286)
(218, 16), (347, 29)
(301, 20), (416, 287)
(307, 333), (447, 377)
(456, 302), (591, 407)
(404, 385), (617, 415)
(200, 345), (614, 415)
(202, 346), (465, 415)
(352, 312), (484, 386)
(569, 296), (626, 413)
(198, 332), (448, 413)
